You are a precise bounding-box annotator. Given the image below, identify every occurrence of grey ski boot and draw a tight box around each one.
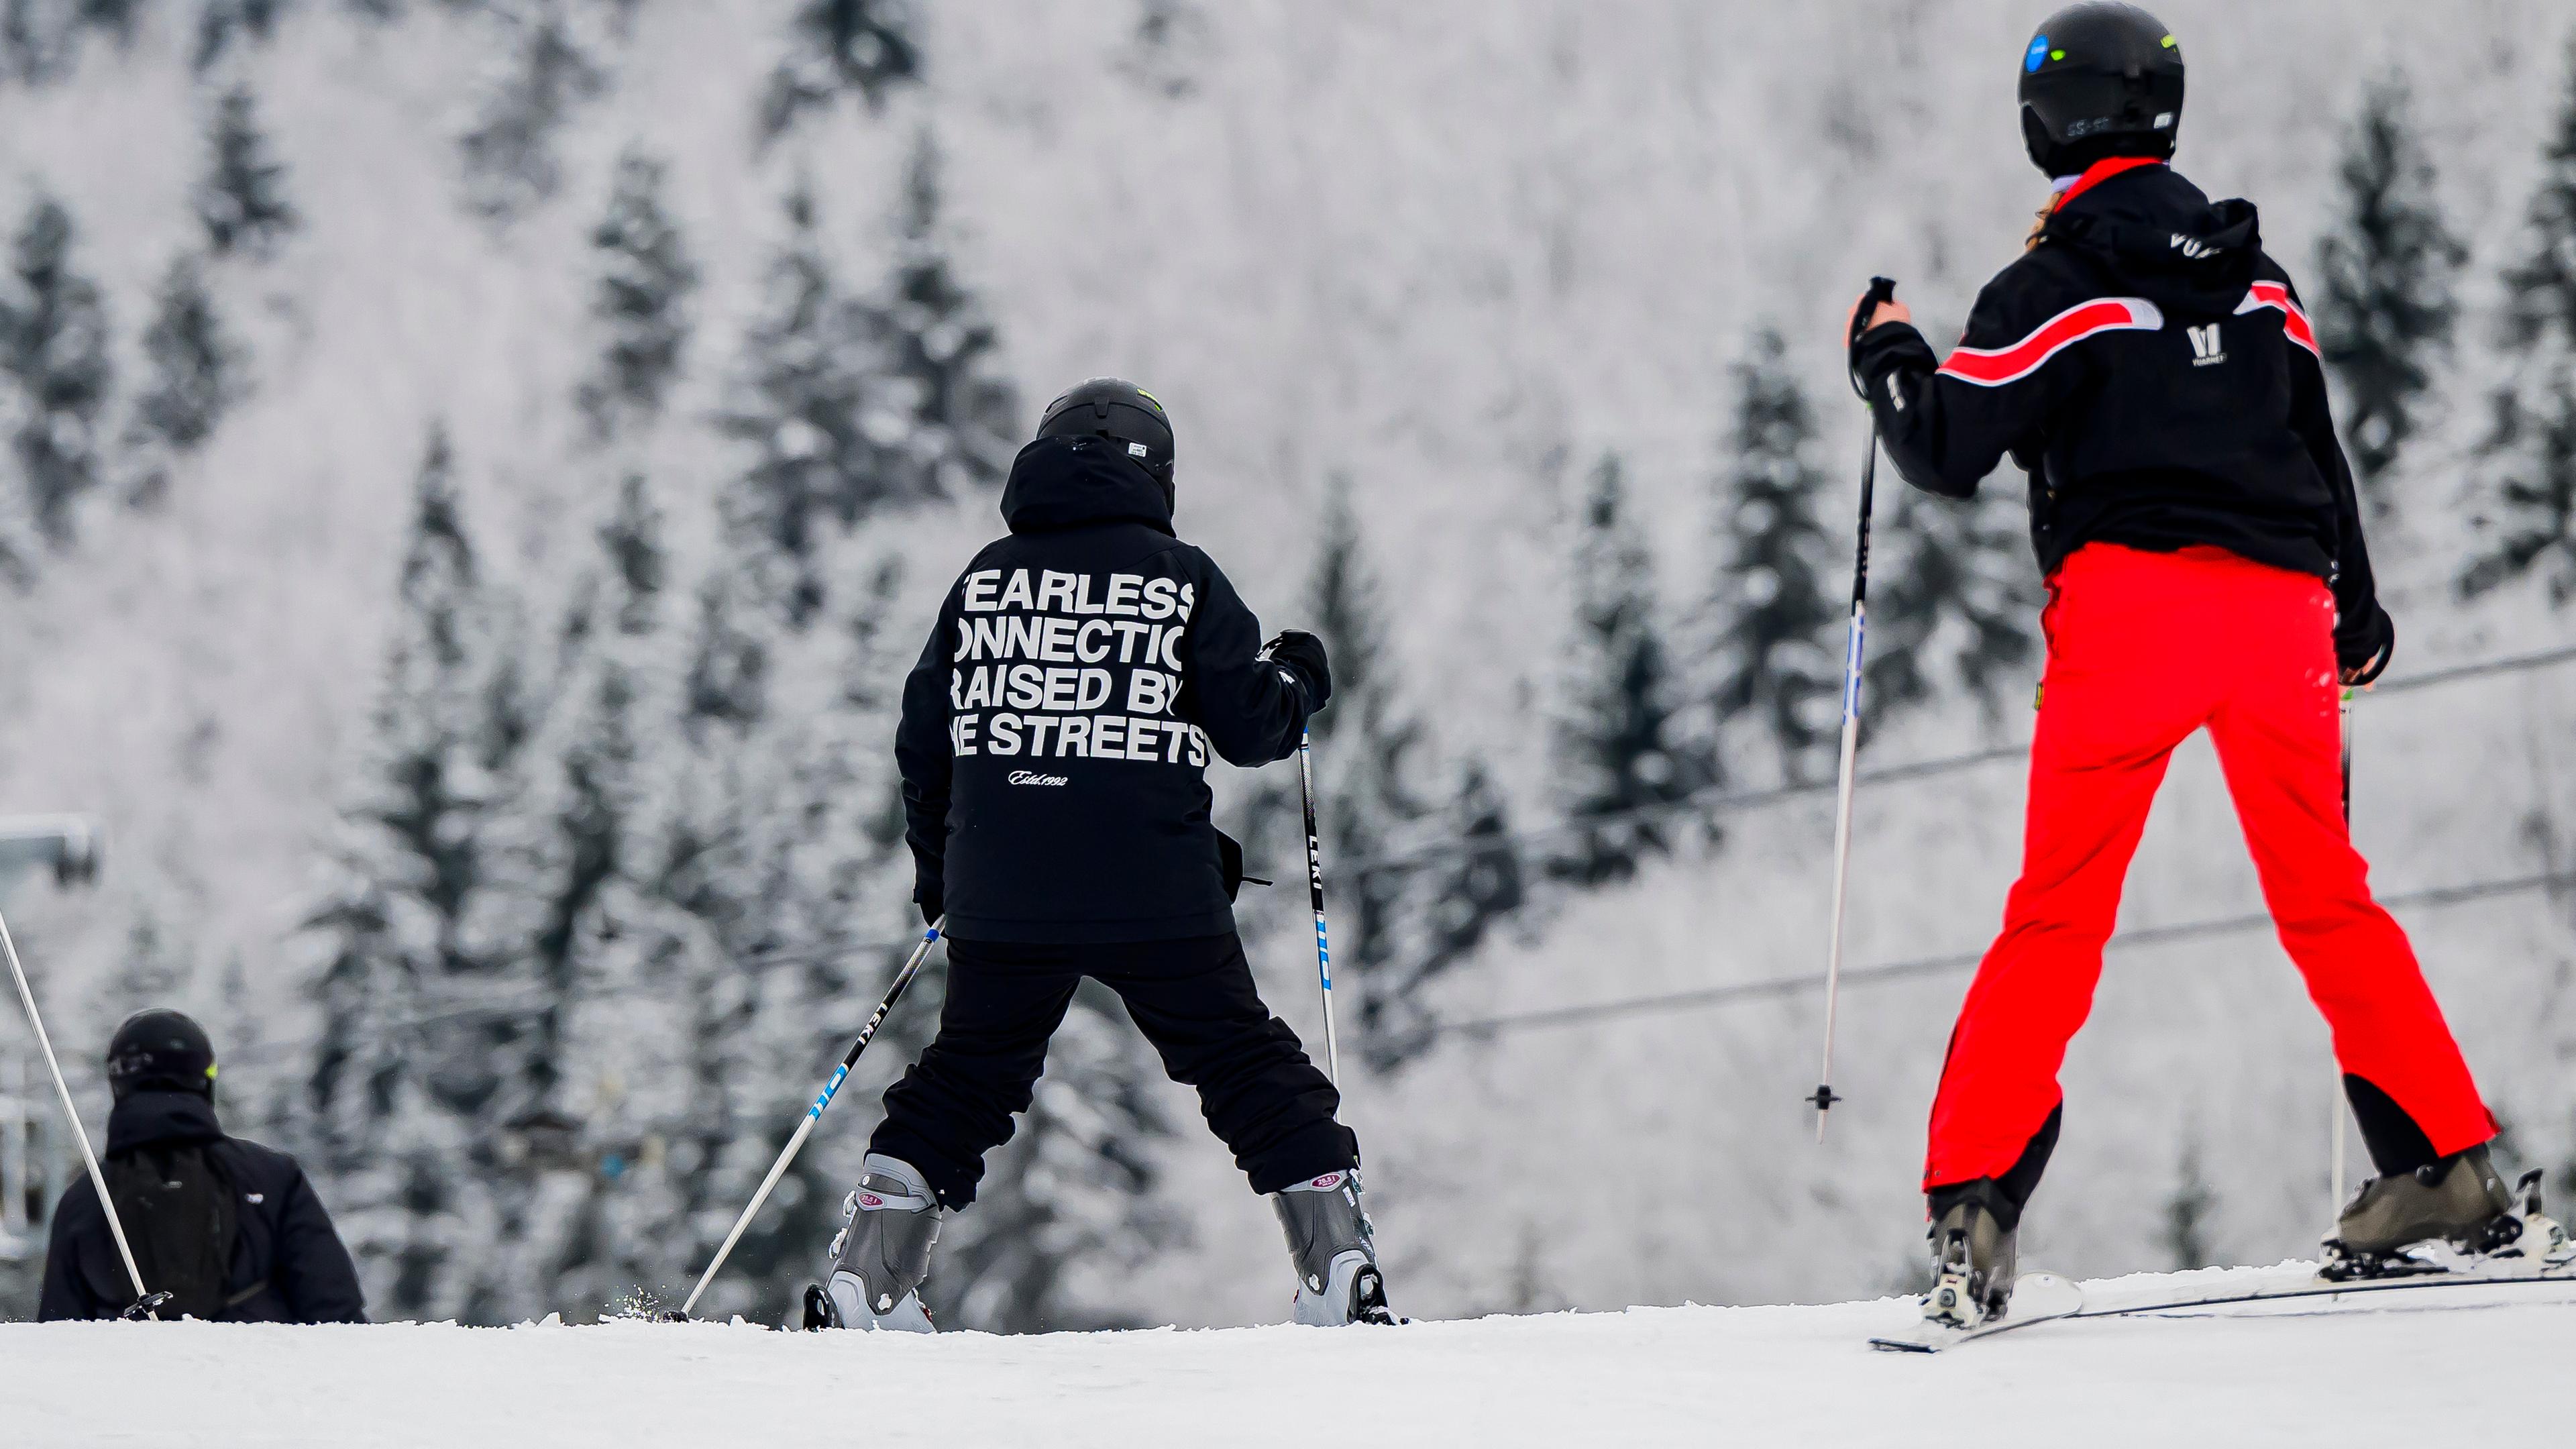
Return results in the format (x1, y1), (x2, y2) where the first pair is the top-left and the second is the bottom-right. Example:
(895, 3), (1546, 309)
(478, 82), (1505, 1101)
(1923, 1181), (2018, 1328)
(2322, 1145), (2570, 1279)
(1271, 1169), (1395, 1326)
(806, 1154), (942, 1332)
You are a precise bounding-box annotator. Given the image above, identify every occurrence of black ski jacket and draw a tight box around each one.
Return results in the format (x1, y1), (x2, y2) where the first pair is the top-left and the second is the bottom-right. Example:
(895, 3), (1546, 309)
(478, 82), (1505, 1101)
(1851, 160), (2392, 673)
(40, 1090), (367, 1323)
(896, 435), (1324, 943)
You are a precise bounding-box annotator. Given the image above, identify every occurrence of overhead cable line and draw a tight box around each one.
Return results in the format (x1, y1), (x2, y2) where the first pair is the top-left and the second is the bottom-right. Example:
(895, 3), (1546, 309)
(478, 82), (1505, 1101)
(184, 645), (2576, 1075)
(1422, 869), (2576, 1041)
(1342, 641), (2576, 880)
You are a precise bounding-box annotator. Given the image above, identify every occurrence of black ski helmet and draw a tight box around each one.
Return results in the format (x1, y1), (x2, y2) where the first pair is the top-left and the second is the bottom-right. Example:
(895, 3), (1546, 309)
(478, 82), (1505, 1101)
(105, 1008), (217, 1100)
(2018, 4), (2185, 177)
(1037, 378), (1174, 486)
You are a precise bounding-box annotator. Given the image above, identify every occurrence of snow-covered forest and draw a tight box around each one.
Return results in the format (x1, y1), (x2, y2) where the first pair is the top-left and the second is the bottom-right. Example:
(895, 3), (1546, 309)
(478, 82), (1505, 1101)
(0, 0), (2569, 1331)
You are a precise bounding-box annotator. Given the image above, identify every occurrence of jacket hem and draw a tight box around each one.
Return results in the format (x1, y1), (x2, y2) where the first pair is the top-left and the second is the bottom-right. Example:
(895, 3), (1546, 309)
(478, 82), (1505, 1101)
(945, 907), (1240, 945)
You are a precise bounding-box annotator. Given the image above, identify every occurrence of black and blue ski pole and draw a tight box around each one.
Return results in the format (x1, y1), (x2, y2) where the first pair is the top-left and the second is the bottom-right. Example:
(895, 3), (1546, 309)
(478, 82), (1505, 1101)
(1297, 730), (1340, 1086)
(668, 918), (945, 1320)
(1813, 276), (1899, 1141)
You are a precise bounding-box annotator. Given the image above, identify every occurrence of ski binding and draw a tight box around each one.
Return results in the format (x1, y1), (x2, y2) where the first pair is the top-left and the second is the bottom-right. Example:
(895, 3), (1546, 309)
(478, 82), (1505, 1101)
(1870, 1271), (2084, 1353)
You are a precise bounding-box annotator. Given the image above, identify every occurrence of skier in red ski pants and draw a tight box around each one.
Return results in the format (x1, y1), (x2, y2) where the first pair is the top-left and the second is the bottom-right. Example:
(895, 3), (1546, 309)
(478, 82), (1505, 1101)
(1845, 3), (2524, 1325)
(1924, 542), (2492, 1192)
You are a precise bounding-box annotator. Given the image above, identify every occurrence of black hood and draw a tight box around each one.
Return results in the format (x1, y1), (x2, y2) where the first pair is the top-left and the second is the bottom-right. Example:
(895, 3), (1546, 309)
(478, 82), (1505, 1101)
(1000, 436), (1177, 536)
(106, 1088), (225, 1156)
(2042, 164), (2258, 320)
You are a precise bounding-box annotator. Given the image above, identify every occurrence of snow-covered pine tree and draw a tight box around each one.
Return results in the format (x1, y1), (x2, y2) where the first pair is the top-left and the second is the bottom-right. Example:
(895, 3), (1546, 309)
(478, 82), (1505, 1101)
(1552, 452), (1713, 885)
(1866, 485), (2039, 731)
(682, 567), (770, 729)
(465, 470), (678, 1321)
(1705, 327), (1840, 783)
(664, 550), (926, 1322)
(1123, 0), (1210, 99)
(0, 0), (119, 82)
(195, 0), (286, 74)
(520, 476), (767, 1319)
(124, 252), (244, 508)
(1294, 476), (1441, 1067)
(576, 147), (698, 441)
(0, 192), (112, 557)
(874, 129), (1019, 502)
(77, 1), (143, 43)
(2463, 43), (2576, 606)
(459, 3), (606, 223)
(207, 951), (291, 1140)
(303, 423), (527, 1320)
(195, 83), (299, 262)
(717, 180), (905, 625)
(2161, 1137), (2218, 1270)
(89, 913), (190, 1044)
(1394, 759), (1524, 1049)
(2314, 71), (2463, 513)
(760, 0), (922, 142)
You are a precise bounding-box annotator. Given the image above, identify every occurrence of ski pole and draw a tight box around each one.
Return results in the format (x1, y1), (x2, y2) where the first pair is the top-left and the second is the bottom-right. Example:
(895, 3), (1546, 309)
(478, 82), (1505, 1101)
(0, 903), (162, 1318)
(1813, 276), (1898, 1141)
(670, 919), (944, 1320)
(1298, 730), (1340, 1087)
(2331, 690), (2354, 1212)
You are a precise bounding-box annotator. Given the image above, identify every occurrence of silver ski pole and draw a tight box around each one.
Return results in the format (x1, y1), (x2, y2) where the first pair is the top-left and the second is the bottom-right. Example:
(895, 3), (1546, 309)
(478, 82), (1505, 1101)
(2331, 690), (2354, 1212)
(672, 920), (943, 1320)
(1298, 730), (1340, 1086)
(0, 904), (157, 1314)
(1814, 276), (1897, 1142)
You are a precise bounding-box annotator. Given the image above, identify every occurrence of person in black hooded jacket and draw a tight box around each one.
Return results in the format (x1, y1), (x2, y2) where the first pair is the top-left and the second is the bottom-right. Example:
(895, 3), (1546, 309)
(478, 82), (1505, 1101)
(41, 1009), (365, 1324)
(809, 379), (1393, 1333)
(1845, 5), (2505, 1330)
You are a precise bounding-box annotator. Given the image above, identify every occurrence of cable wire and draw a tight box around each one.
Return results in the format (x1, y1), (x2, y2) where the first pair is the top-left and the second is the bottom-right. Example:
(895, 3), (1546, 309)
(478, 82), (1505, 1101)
(1423, 869), (2576, 1041)
(191, 643), (2576, 1075)
(1343, 641), (2576, 880)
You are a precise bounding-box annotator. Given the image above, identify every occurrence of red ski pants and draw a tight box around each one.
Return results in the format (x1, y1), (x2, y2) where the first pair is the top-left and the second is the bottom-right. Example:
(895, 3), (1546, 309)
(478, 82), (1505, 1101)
(1923, 544), (2495, 1190)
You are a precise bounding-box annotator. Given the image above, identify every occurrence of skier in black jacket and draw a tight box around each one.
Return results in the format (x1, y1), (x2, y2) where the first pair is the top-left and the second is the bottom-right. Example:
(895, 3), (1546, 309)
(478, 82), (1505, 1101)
(1848, 4), (2518, 1328)
(811, 378), (1391, 1332)
(41, 1010), (366, 1324)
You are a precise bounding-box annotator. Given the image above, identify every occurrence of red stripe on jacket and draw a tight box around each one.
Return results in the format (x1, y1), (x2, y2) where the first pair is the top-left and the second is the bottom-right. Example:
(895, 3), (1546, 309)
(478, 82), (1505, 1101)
(1937, 297), (2167, 388)
(2053, 155), (2165, 209)
(2237, 282), (2320, 359)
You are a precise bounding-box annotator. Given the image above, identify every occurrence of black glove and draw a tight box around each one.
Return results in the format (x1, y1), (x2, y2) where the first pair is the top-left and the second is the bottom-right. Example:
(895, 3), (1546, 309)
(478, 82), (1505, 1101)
(1845, 275), (1899, 396)
(915, 875), (944, 929)
(2337, 604), (2395, 687)
(1263, 629), (1333, 713)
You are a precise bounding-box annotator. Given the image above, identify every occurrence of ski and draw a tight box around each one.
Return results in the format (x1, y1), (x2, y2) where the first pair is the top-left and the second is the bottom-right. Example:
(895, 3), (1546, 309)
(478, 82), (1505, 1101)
(2074, 1252), (2576, 1321)
(1874, 1251), (2575, 1353)
(1869, 1271), (2084, 1353)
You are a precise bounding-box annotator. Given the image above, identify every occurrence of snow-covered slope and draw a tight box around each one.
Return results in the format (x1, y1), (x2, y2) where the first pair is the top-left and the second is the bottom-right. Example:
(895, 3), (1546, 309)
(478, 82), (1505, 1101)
(1, 1269), (2567, 1447)
(0, 0), (2570, 1333)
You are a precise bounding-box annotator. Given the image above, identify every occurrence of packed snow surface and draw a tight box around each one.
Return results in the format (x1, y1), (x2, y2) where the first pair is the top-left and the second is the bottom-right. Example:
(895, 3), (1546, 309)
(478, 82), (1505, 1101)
(1, 1267), (2564, 1447)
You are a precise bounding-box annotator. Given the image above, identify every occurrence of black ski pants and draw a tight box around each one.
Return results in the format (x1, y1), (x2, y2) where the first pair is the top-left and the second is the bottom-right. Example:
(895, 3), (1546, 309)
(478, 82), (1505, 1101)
(870, 932), (1357, 1209)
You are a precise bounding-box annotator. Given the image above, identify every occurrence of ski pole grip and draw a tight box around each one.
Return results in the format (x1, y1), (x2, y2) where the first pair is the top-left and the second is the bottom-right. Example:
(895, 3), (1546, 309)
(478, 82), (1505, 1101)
(1847, 277), (1899, 398)
(1851, 277), (1898, 345)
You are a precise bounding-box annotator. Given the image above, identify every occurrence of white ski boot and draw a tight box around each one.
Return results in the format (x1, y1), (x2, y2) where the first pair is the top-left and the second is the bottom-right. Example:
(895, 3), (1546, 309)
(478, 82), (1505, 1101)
(2322, 1147), (2574, 1281)
(1271, 1169), (1395, 1326)
(1923, 1181), (2018, 1329)
(805, 1154), (942, 1332)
